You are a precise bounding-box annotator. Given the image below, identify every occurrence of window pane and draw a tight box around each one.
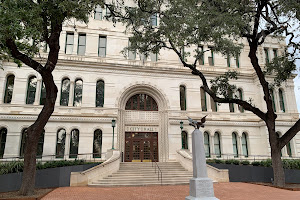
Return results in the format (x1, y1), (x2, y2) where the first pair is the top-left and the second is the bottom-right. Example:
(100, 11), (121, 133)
(60, 79), (70, 106)
(36, 130), (45, 158)
(20, 129), (27, 157)
(150, 14), (157, 26)
(98, 36), (106, 57)
(238, 89), (244, 113)
(40, 82), (46, 105)
(279, 89), (285, 112)
(180, 85), (186, 110)
(65, 33), (74, 54)
(181, 131), (188, 149)
(264, 48), (269, 64)
(96, 80), (104, 107)
(56, 129), (66, 158)
(4, 75), (15, 103)
(0, 128), (7, 158)
(73, 79), (83, 107)
(150, 53), (157, 61)
(77, 34), (86, 55)
(26, 76), (37, 104)
(270, 89), (276, 112)
(93, 129), (102, 158)
(94, 5), (102, 20)
(200, 88), (207, 111)
(232, 133), (238, 157)
(125, 94), (158, 111)
(214, 132), (221, 157)
(204, 132), (210, 158)
(69, 129), (79, 158)
(242, 133), (248, 157)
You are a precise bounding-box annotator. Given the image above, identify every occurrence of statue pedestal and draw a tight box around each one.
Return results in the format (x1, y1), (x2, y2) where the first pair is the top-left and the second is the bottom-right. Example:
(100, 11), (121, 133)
(185, 129), (219, 200)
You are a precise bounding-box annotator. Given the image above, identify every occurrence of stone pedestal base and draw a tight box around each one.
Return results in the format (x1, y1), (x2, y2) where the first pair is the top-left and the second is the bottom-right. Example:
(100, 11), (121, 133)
(185, 178), (219, 200)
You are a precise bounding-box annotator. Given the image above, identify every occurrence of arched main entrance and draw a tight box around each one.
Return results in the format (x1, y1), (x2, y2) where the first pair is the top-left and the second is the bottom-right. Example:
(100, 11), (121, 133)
(117, 84), (169, 162)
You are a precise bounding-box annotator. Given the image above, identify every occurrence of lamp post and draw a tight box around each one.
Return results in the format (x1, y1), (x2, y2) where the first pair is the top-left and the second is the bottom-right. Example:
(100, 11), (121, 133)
(180, 120), (184, 149)
(111, 118), (116, 150)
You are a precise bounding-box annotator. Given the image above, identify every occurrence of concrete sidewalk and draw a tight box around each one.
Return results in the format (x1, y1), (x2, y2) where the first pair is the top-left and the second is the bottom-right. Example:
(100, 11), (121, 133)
(42, 182), (300, 200)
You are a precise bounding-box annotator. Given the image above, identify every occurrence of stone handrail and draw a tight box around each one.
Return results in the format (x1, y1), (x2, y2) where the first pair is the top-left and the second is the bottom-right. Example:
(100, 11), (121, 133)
(176, 149), (229, 182)
(70, 150), (121, 186)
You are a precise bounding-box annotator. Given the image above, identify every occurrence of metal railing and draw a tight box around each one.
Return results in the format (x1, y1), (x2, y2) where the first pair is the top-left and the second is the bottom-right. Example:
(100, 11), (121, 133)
(149, 151), (162, 185)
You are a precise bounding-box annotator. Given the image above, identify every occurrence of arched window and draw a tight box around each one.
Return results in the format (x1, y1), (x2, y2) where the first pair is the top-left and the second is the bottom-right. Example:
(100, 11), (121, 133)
(270, 89), (276, 112)
(60, 78), (70, 106)
(69, 129), (79, 158)
(4, 75), (15, 103)
(73, 79), (83, 107)
(20, 128), (28, 157)
(214, 132), (221, 157)
(210, 96), (217, 112)
(237, 89), (244, 113)
(93, 129), (103, 158)
(40, 81), (46, 105)
(56, 129), (66, 158)
(26, 76), (37, 104)
(125, 94), (158, 111)
(181, 131), (188, 149)
(232, 132), (238, 157)
(200, 88), (207, 111)
(287, 142), (292, 157)
(279, 89), (285, 112)
(204, 131), (210, 158)
(96, 80), (104, 107)
(0, 128), (7, 158)
(228, 89), (234, 112)
(37, 130), (45, 158)
(242, 132), (249, 157)
(180, 85), (186, 110)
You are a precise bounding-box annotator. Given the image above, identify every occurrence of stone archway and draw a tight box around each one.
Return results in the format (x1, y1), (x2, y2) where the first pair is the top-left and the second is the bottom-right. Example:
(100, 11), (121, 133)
(117, 83), (169, 162)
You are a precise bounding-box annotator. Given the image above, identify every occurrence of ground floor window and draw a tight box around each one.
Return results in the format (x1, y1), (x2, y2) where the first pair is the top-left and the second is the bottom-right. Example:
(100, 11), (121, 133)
(0, 128), (7, 158)
(204, 131), (210, 158)
(56, 129), (66, 158)
(93, 129), (102, 158)
(181, 131), (188, 149)
(69, 129), (79, 158)
(214, 132), (221, 157)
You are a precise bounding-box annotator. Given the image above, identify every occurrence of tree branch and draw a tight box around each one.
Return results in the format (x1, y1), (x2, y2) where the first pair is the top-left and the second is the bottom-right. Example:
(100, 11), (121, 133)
(279, 119), (300, 149)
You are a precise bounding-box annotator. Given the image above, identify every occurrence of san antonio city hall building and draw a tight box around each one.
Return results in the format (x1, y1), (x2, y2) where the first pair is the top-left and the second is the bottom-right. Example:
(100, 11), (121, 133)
(0, 8), (299, 162)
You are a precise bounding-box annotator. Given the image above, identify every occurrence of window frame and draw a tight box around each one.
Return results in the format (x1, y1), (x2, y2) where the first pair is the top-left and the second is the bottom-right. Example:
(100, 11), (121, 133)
(60, 78), (70, 106)
(98, 35), (107, 57)
(65, 32), (74, 54)
(0, 128), (7, 158)
(93, 129), (103, 158)
(180, 85), (186, 111)
(26, 76), (37, 104)
(232, 132), (239, 158)
(73, 79), (83, 107)
(4, 74), (15, 104)
(77, 33), (86, 56)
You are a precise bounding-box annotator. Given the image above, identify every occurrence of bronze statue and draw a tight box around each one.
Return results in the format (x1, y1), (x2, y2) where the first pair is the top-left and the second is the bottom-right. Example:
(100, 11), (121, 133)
(187, 115), (207, 129)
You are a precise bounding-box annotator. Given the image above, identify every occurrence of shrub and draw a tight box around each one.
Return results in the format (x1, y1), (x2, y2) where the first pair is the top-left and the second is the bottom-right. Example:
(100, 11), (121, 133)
(214, 159), (225, 164)
(251, 161), (260, 166)
(232, 160), (240, 165)
(225, 159), (234, 164)
(241, 160), (250, 165)
(260, 159), (272, 167)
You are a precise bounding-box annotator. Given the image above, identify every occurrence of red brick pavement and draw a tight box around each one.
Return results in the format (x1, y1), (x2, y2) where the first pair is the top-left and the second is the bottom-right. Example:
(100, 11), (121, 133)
(42, 183), (300, 200)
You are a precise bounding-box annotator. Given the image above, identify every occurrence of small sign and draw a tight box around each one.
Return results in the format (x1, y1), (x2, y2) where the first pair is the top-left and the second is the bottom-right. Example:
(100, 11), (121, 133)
(125, 126), (158, 132)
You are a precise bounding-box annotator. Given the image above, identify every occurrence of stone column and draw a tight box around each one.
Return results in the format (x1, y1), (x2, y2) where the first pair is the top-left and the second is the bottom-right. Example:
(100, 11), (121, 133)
(185, 129), (219, 200)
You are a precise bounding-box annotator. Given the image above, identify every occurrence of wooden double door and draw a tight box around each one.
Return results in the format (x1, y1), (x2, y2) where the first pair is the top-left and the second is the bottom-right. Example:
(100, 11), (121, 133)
(125, 132), (158, 162)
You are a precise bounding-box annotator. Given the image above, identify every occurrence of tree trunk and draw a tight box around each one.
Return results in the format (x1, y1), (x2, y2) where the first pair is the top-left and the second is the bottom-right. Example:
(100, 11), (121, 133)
(271, 147), (285, 187)
(19, 72), (57, 196)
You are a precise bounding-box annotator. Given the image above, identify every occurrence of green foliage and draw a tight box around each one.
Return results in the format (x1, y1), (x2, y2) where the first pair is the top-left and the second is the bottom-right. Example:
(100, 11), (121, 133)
(240, 160), (250, 165)
(282, 159), (300, 170)
(210, 71), (239, 98)
(260, 159), (272, 167)
(0, 160), (102, 175)
(251, 161), (260, 166)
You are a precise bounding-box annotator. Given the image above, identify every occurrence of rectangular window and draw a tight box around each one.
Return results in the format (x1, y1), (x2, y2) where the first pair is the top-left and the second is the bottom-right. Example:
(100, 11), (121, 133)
(98, 36), (107, 57)
(65, 33), (74, 54)
(94, 5), (103, 20)
(235, 53), (240, 68)
(128, 41), (136, 60)
(150, 52), (158, 62)
(77, 34), (86, 55)
(150, 14), (157, 26)
(199, 46), (204, 65)
(264, 48), (269, 64)
(227, 53), (230, 67)
(273, 49), (278, 58)
(208, 47), (214, 66)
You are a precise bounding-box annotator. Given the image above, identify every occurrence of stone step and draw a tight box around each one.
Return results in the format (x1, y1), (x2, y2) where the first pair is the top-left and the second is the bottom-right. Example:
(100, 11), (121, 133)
(103, 175), (192, 180)
(89, 181), (190, 187)
(109, 173), (192, 177)
(92, 179), (190, 184)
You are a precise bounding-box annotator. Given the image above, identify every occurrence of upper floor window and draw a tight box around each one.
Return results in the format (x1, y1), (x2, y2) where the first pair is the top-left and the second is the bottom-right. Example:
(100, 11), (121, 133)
(98, 36), (107, 57)
(226, 53), (231, 67)
(264, 48), (269, 64)
(204, 131), (210, 158)
(0, 128), (7, 158)
(270, 89), (276, 112)
(273, 49), (278, 58)
(65, 33), (74, 54)
(208, 47), (214, 66)
(180, 85), (186, 110)
(60, 78), (70, 106)
(73, 79), (83, 107)
(198, 46), (204, 65)
(96, 80), (104, 107)
(150, 14), (157, 26)
(40, 81), (46, 105)
(232, 132), (238, 157)
(77, 34), (86, 55)
(237, 89), (244, 113)
(94, 5), (103, 20)
(278, 89), (285, 112)
(125, 94), (158, 111)
(26, 76), (37, 104)
(128, 40), (136, 60)
(4, 75), (15, 104)
(150, 52), (158, 62)
(200, 88), (207, 111)
(228, 89), (234, 112)
(235, 53), (240, 68)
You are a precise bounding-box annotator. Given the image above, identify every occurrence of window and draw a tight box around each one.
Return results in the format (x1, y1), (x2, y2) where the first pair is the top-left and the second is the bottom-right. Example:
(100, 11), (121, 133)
(200, 88), (207, 111)
(198, 46), (204, 65)
(94, 5), (103, 20)
(273, 49), (278, 58)
(242, 132), (248, 157)
(105, 5), (111, 18)
(56, 129), (66, 158)
(264, 48), (269, 64)
(65, 33), (74, 54)
(287, 142), (292, 157)
(237, 89), (244, 113)
(228, 89), (234, 112)
(96, 80), (105, 107)
(204, 131), (210, 158)
(40, 81), (46, 105)
(128, 40), (136, 60)
(210, 96), (217, 112)
(20, 128), (27, 157)
(73, 79), (83, 107)
(232, 132), (238, 157)
(77, 34), (86, 55)
(125, 94), (158, 111)
(98, 36), (107, 57)
(26, 76), (37, 104)
(208, 47), (214, 66)
(150, 14), (157, 26)
(214, 132), (221, 157)
(270, 89), (276, 112)
(4, 75), (15, 103)
(60, 78), (70, 106)
(227, 53), (231, 67)
(279, 89), (285, 112)
(235, 53), (240, 68)
(0, 128), (7, 158)
(180, 85), (186, 110)
(150, 52), (158, 62)
(69, 129), (79, 158)
(181, 131), (188, 149)
(93, 129), (103, 158)
(36, 130), (45, 158)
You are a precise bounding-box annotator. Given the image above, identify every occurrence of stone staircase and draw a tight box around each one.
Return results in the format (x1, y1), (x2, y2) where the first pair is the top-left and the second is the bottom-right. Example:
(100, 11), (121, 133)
(89, 162), (193, 187)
